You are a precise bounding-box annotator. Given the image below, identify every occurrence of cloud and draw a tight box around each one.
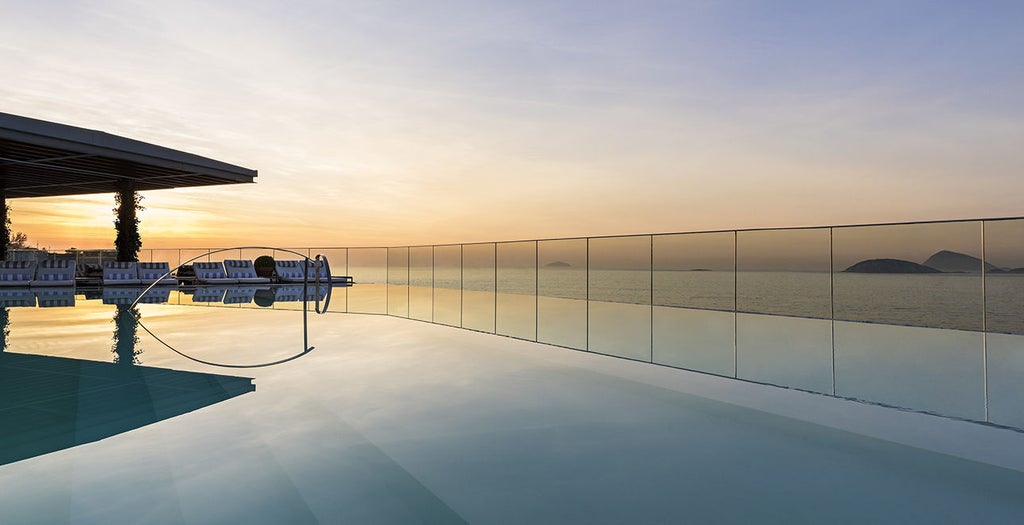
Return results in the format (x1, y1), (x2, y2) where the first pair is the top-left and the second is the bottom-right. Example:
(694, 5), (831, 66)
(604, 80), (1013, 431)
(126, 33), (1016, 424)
(2, 1), (1023, 249)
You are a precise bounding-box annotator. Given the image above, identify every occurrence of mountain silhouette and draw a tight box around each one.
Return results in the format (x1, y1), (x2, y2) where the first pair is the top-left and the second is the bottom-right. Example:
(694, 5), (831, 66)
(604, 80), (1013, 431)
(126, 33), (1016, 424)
(844, 258), (941, 274)
(921, 250), (998, 273)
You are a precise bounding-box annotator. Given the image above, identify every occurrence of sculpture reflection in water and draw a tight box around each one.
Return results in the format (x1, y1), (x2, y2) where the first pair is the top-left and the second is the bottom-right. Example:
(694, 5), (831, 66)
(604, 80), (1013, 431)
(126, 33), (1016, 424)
(0, 301), (255, 467)
(134, 286), (322, 369)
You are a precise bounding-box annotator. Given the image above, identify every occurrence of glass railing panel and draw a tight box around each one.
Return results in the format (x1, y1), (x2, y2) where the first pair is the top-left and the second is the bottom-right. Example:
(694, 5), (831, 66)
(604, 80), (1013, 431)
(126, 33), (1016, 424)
(408, 246), (433, 322)
(984, 218), (1024, 428)
(736, 228), (831, 393)
(348, 248), (387, 314)
(831, 221), (985, 418)
(736, 228), (830, 318)
(238, 248), (270, 266)
(496, 241), (537, 340)
(236, 248), (278, 309)
(462, 243), (496, 333)
(433, 245), (462, 327)
(834, 321), (984, 420)
(653, 232), (735, 310)
(989, 332), (1024, 428)
(984, 219), (1024, 335)
(198, 248), (235, 265)
(179, 249), (211, 266)
(387, 247), (409, 318)
(833, 222), (983, 331)
(736, 313), (832, 394)
(309, 248), (348, 313)
(537, 238), (586, 350)
(588, 235), (651, 361)
(149, 249), (181, 270)
(652, 232), (735, 376)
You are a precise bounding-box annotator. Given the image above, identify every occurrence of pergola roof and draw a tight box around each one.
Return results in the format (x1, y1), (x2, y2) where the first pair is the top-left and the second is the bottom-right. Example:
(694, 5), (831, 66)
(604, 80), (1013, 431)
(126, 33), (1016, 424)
(0, 112), (256, 198)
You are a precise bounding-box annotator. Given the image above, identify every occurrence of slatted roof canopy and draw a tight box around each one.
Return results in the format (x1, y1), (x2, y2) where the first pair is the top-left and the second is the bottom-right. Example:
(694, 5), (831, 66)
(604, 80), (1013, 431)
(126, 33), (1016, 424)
(0, 112), (256, 198)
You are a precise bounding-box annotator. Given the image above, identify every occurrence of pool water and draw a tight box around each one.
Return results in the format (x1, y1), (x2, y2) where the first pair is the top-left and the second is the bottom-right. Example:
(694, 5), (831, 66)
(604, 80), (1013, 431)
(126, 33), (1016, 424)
(1, 292), (1024, 524)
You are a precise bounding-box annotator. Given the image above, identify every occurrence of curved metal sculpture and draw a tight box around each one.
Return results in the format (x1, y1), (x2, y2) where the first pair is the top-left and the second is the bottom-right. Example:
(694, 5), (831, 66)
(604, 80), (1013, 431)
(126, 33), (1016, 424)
(129, 246), (334, 368)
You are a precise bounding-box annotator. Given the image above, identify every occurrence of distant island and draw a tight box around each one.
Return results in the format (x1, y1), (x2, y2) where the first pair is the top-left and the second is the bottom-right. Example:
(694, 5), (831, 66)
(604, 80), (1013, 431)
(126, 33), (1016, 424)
(544, 261), (571, 268)
(845, 250), (1013, 274)
(921, 250), (998, 273)
(844, 259), (940, 274)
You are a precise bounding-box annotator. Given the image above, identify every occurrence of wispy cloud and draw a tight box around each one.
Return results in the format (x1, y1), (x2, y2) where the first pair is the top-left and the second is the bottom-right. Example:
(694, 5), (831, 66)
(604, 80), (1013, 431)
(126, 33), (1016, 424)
(2, 0), (1023, 249)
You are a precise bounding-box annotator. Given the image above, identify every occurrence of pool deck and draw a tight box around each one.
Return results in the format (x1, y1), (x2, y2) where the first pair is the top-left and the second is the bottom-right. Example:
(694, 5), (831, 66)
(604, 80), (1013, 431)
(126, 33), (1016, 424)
(2, 307), (1024, 523)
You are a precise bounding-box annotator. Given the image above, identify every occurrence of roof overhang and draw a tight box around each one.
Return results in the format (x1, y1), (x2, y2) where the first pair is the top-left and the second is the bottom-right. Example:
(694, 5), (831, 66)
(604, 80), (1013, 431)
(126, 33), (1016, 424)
(0, 112), (256, 198)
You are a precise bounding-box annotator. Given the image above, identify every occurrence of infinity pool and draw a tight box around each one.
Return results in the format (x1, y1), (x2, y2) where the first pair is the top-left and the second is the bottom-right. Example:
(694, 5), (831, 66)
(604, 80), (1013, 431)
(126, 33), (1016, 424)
(1, 290), (1023, 524)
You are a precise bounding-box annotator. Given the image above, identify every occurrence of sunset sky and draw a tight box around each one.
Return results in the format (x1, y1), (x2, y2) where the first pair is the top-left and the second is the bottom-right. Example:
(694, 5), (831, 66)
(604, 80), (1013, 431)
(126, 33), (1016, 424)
(1, 1), (1023, 250)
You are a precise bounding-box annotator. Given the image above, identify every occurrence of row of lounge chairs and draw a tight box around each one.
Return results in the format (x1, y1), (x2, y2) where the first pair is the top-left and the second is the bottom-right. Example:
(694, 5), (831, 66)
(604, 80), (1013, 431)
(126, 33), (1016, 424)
(0, 259), (337, 287)
(0, 260), (76, 287)
(0, 284), (331, 308)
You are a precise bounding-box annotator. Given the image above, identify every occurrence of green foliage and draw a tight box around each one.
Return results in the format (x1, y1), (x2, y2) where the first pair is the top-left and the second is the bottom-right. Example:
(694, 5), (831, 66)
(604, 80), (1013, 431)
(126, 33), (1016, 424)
(254, 255), (276, 278)
(0, 199), (8, 260)
(113, 187), (144, 262)
(9, 232), (28, 249)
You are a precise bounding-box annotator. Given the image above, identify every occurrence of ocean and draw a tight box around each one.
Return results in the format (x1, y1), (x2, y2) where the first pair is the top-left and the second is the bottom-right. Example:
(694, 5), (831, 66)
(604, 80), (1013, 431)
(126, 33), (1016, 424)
(365, 267), (1022, 335)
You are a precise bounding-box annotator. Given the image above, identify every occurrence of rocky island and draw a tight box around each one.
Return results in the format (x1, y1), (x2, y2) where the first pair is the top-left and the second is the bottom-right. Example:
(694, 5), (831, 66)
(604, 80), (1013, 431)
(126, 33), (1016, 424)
(922, 250), (998, 273)
(843, 258), (941, 274)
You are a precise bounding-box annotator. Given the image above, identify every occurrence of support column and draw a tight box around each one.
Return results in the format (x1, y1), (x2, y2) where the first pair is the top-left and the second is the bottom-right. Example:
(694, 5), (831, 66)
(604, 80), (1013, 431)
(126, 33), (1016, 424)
(0, 157), (8, 261)
(114, 178), (143, 262)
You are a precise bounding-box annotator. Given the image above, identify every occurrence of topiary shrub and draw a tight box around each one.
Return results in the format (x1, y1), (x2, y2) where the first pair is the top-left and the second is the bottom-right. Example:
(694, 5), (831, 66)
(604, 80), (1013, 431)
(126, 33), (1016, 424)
(254, 255), (275, 278)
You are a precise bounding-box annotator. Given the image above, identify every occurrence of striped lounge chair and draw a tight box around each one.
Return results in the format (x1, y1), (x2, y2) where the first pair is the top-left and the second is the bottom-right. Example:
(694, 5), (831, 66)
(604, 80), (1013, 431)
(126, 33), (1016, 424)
(31, 259), (75, 287)
(137, 262), (178, 286)
(193, 262), (239, 284)
(103, 262), (141, 286)
(0, 260), (37, 287)
(274, 260), (308, 283)
(223, 260), (270, 284)
(302, 259), (331, 283)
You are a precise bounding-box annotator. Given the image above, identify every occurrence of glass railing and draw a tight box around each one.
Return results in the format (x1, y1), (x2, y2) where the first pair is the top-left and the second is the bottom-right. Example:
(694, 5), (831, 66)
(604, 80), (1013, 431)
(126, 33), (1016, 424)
(314, 217), (1024, 430)
(34, 217), (1024, 430)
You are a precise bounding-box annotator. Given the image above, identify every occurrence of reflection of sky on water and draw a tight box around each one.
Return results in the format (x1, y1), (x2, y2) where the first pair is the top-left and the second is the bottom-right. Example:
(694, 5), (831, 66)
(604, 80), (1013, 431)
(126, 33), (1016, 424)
(3, 305), (1024, 523)
(357, 276), (1024, 429)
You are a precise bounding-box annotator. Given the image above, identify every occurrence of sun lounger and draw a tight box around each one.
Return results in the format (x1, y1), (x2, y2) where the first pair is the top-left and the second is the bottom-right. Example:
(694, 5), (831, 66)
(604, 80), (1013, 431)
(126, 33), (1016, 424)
(0, 261), (37, 287)
(302, 259), (331, 283)
(103, 262), (141, 286)
(273, 260), (307, 283)
(32, 259), (76, 286)
(137, 262), (178, 286)
(75, 263), (102, 284)
(223, 260), (271, 284)
(192, 262), (239, 284)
